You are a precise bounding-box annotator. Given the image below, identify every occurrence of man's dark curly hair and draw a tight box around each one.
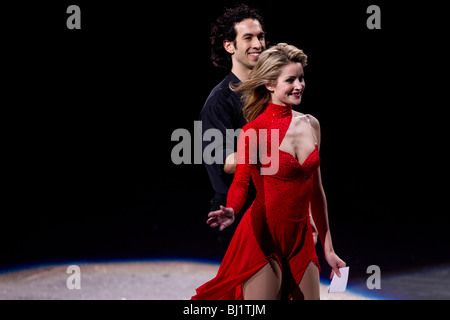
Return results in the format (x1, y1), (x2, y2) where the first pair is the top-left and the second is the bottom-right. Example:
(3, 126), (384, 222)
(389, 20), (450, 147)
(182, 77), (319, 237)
(210, 4), (265, 69)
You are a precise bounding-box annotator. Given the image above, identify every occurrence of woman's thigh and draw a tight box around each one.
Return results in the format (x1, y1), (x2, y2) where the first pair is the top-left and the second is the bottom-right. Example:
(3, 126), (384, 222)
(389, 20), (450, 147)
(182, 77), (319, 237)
(242, 258), (282, 300)
(292, 261), (320, 300)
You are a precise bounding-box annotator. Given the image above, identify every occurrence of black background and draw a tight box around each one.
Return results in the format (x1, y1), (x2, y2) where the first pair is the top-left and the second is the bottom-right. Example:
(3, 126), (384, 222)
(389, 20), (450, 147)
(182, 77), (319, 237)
(3, 0), (449, 284)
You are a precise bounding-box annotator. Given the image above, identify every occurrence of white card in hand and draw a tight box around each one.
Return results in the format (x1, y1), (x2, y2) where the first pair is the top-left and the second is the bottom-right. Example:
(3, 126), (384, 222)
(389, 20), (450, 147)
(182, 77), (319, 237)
(328, 267), (349, 293)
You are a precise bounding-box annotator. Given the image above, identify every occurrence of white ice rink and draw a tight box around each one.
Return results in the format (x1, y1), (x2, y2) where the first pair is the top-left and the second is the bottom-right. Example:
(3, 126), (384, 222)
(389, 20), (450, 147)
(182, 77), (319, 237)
(0, 260), (369, 300)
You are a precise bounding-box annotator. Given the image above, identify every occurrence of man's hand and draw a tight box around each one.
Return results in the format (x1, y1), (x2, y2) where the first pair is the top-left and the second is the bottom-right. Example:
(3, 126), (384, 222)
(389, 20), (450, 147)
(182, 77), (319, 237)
(224, 152), (237, 174)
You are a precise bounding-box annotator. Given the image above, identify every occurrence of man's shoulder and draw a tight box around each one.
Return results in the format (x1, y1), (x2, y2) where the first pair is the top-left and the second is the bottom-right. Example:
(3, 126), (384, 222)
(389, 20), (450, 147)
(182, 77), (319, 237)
(203, 73), (240, 108)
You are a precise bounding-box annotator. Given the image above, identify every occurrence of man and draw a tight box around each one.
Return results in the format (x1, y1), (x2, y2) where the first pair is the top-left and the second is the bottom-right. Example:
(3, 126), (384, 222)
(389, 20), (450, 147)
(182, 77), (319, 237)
(199, 4), (266, 255)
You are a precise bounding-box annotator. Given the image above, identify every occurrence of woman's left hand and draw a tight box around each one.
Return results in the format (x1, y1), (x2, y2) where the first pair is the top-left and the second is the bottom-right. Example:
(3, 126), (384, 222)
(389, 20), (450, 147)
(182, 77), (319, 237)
(207, 205), (235, 231)
(325, 251), (346, 279)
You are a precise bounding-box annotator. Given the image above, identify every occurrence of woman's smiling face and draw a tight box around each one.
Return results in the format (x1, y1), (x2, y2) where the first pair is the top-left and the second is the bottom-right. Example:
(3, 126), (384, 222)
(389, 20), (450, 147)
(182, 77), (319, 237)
(267, 62), (305, 106)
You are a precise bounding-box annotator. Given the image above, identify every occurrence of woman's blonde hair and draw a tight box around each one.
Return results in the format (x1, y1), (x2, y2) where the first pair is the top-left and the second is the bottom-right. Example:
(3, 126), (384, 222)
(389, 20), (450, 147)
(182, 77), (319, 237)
(233, 43), (308, 122)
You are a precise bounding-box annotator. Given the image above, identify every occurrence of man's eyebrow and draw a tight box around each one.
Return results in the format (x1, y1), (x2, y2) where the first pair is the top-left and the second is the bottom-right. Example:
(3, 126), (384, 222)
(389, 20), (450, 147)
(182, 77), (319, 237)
(242, 32), (265, 38)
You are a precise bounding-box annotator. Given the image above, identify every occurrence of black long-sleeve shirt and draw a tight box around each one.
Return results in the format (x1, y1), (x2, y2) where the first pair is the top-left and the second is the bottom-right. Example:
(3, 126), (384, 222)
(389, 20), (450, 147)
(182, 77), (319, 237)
(199, 72), (246, 195)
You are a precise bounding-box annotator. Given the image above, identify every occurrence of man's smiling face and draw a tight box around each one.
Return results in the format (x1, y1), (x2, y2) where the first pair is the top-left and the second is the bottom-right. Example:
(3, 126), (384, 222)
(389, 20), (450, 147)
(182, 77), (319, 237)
(228, 19), (266, 70)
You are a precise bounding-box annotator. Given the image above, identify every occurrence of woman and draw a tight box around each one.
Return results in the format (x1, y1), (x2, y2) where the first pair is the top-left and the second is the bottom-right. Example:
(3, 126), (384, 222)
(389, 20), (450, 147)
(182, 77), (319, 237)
(192, 43), (345, 300)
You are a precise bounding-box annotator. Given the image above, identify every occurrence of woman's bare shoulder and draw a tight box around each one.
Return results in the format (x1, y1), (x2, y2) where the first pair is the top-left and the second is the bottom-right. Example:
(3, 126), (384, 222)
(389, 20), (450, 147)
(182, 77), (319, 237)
(292, 110), (305, 118)
(306, 114), (320, 128)
(292, 111), (320, 127)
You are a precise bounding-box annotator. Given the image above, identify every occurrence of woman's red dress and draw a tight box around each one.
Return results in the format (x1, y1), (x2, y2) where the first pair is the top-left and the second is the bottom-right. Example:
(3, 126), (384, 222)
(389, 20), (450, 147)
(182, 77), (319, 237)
(192, 102), (320, 300)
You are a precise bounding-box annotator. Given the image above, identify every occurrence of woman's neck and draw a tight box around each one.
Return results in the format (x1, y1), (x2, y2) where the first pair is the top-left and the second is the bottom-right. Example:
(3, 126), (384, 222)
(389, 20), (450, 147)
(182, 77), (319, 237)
(266, 102), (292, 118)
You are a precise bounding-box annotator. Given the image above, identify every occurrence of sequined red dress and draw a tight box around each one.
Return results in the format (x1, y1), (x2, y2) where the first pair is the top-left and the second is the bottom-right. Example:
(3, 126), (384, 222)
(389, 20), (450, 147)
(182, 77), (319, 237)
(192, 102), (320, 300)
